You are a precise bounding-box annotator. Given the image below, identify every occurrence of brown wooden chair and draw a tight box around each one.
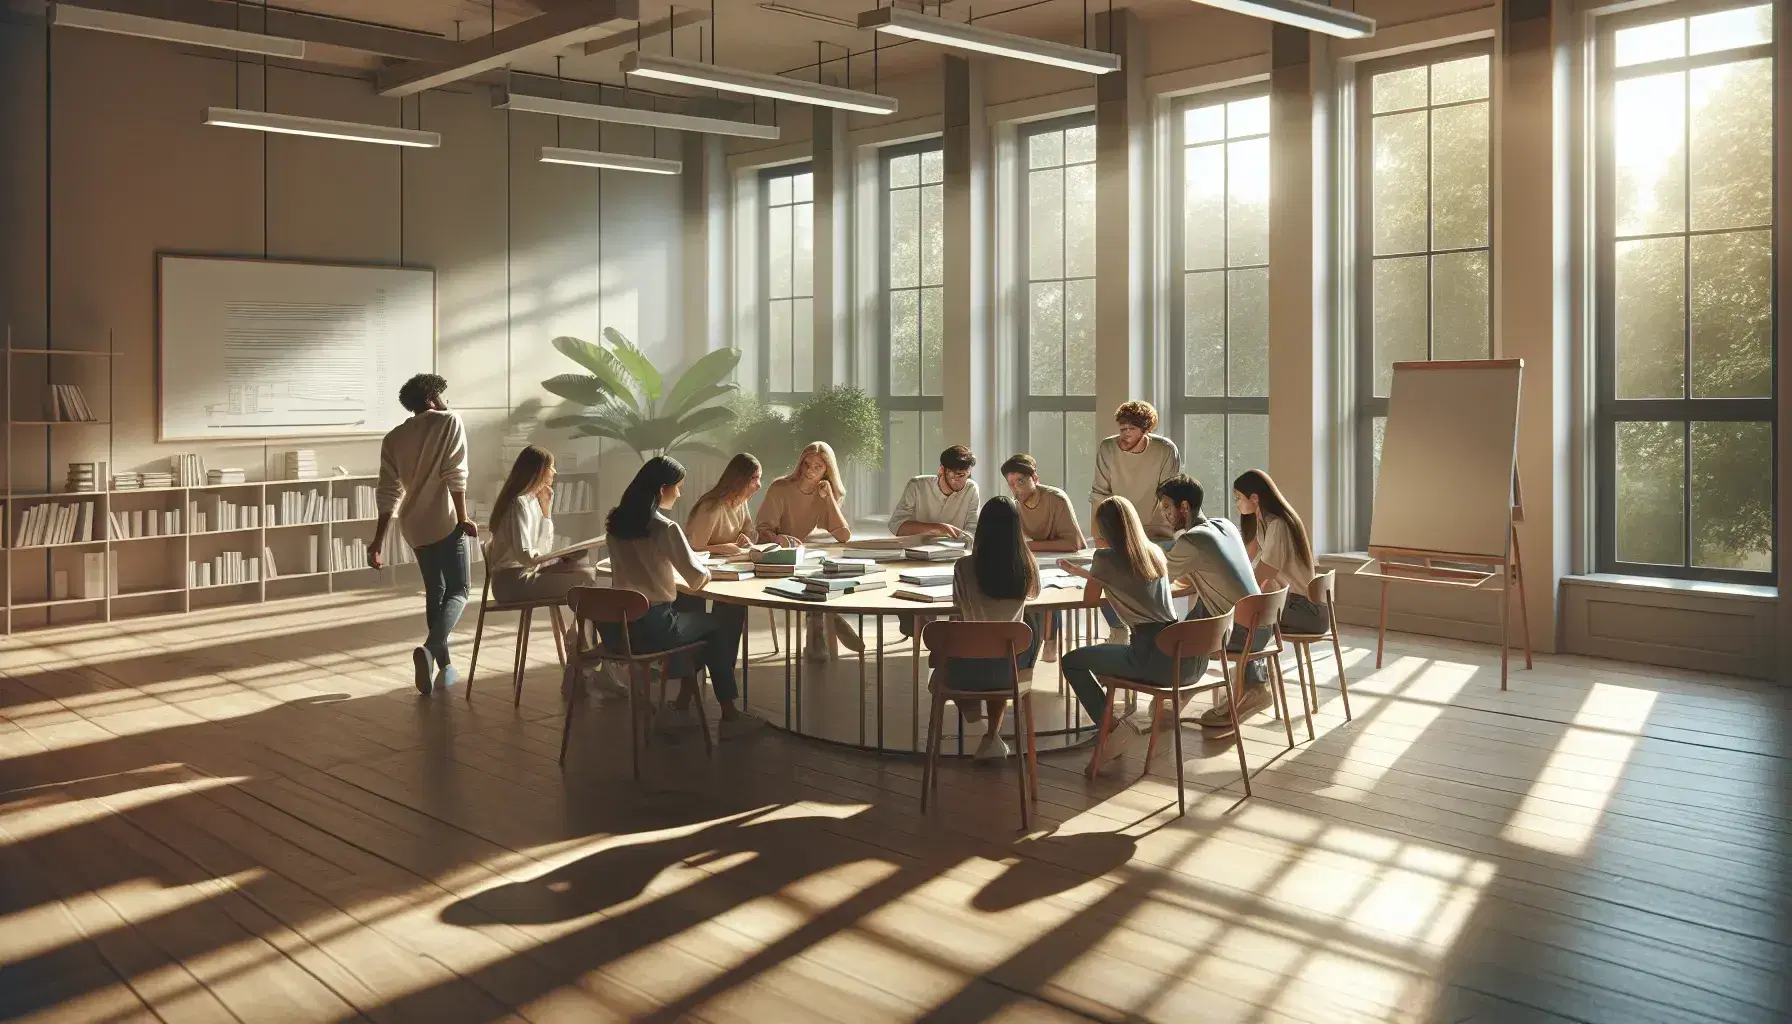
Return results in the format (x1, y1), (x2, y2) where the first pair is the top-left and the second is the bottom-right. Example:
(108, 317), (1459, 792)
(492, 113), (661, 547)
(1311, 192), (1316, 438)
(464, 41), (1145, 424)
(557, 586), (712, 777)
(1227, 586), (1305, 746)
(1280, 570), (1353, 728)
(1086, 609), (1242, 813)
(465, 544), (568, 707)
(920, 620), (1039, 830)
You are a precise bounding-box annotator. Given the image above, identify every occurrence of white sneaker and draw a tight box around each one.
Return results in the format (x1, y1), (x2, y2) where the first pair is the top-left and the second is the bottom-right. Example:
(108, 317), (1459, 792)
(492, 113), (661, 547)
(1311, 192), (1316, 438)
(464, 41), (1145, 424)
(589, 665), (630, 700)
(718, 712), (767, 740)
(1098, 719), (1139, 768)
(973, 733), (1009, 761)
(1107, 624), (1132, 646)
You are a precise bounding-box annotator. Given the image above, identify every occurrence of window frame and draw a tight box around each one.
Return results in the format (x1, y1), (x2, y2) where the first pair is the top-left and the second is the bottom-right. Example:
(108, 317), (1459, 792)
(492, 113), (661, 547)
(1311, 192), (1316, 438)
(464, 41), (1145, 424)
(877, 138), (947, 510)
(1352, 40), (1497, 547)
(1592, 0), (1779, 585)
(757, 162), (814, 404)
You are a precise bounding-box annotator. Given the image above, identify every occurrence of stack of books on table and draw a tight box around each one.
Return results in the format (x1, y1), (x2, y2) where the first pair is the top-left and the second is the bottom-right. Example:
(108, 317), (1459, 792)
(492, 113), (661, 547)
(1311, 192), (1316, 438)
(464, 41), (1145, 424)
(172, 454), (205, 487)
(897, 566), (955, 587)
(66, 462), (100, 493)
(207, 468), (247, 486)
(819, 556), (876, 576)
(749, 543), (815, 577)
(903, 541), (968, 562)
(709, 564), (755, 581)
(892, 582), (955, 603)
(283, 450), (318, 480)
(840, 546), (905, 562)
(111, 471), (142, 491)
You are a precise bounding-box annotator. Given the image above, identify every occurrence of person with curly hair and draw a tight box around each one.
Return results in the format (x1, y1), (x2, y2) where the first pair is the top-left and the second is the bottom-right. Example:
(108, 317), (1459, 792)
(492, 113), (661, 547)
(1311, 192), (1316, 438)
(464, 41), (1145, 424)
(1088, 400), (1181, 644)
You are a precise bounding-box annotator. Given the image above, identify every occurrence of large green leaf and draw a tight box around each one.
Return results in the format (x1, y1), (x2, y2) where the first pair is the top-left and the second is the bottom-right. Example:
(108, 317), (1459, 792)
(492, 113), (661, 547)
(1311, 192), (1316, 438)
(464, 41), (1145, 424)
(663, 382), (738, 419)
(551, 336), (638, 411)
(662, 347), (742, 415)
(672, 405), (736, 438)
(541, 374), (614, 407)
(575, 422), (632, 445)
(602, 327), (662, 403)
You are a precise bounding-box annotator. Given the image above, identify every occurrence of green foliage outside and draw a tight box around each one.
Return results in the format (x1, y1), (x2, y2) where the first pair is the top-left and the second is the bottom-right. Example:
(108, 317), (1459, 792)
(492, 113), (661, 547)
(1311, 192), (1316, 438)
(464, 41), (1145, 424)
(725, 386), (884, 474)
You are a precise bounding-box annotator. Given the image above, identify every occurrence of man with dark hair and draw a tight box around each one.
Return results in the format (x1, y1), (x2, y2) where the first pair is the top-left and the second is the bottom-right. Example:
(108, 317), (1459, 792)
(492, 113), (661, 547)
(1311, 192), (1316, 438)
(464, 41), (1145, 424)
(1155, 474), (1274, 737)
(889, 444), (981, 539)
(371, 373), (476, 695)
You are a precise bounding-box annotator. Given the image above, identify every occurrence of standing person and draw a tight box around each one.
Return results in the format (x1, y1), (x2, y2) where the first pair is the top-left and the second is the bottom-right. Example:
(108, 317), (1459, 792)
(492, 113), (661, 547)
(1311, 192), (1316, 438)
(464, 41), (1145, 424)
(686, 454), (762, 556)
(1089, 401), (1181, 645)
(604, 456), (761, 737)
(1233, 469), (1327, 635)
(1001, 453), (1084, 663)
(1155, 475), (1273, 738)
(942, 497), (1043, 760)
(890, 445), (981, 538)
(1054, 496), (1184, 771)
(485, 445), (597, 602)
(370, 373), (475, 695)
(755, 442), (859, 656)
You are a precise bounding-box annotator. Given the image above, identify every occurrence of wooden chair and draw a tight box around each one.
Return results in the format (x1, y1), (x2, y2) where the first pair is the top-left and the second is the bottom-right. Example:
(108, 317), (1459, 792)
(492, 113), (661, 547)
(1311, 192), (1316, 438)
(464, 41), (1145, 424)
(1280, 570), (1353, 728)
(920, 621), (1039, 830)
(1086, 610), (1241, 813)
(1228, 586), (1305, 746)
(465, 546), (568, 706)
(557, 586), (712, 777)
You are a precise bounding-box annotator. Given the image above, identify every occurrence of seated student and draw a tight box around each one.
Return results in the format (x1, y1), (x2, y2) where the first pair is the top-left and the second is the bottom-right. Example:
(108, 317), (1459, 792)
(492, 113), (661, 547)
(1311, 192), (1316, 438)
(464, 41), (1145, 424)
(941, 496), (1043, 761)
(485, 445), (599, 603)
(1233, 469), (1327, 636)
(1002, 453), (1084, 663)
(755, 442), (860, 656)
(602, 456), (761, 737)
(890, 445), (981, 538)
(686, 454), (762, 556)
(1054, 496), (1186, 771)
(1155, 475), (1272, 738)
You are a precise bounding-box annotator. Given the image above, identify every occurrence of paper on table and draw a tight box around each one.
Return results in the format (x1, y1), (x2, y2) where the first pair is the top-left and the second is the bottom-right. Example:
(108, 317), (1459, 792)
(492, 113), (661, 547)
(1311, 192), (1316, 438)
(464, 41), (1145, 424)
(541, 535), (606, 561)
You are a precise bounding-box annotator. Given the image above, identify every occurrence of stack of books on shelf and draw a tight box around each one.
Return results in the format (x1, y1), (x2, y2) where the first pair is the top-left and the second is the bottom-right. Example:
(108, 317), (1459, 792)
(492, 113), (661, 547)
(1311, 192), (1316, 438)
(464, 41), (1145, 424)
(111, 471), (142, 491)
(329, 536), (372, 572)
(207, 468), (247, 486)
(555, 479), (595, 513)
(142, 470), (174, 489)
(278, 489), (327, 526)
(189, 496), (261, 533)
(108, 507), (182, 539)
(283, 450), (318, 480)
(172, 454), (205, 487)
(189, 553), (260, 588)
(14, 501), (96, 546)
(66, 462), (101, 493)
(46, 385), (96, 422)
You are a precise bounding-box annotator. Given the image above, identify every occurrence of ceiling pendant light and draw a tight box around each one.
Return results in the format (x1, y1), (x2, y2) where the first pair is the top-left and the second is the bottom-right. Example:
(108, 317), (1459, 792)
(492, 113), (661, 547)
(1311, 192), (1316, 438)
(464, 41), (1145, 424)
(622, 52), (898, 116)
(539, 146), (682, 174)
(204, 107), (441, 148)
(50, 3), (306, 58)
(856, 7), (1119, 74)
(1187, 0), (1375, 40)
(493, 88), (779, 140)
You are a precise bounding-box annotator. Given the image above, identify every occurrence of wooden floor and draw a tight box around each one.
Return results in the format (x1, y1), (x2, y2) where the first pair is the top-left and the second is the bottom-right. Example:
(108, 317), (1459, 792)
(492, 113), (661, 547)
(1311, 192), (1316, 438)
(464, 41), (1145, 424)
(1, 590), (1787, 1024)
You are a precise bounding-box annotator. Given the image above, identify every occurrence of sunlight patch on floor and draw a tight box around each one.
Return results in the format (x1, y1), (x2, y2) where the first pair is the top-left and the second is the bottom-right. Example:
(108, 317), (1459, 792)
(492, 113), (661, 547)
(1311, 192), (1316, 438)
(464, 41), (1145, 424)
(1502, 682), (1659, 855)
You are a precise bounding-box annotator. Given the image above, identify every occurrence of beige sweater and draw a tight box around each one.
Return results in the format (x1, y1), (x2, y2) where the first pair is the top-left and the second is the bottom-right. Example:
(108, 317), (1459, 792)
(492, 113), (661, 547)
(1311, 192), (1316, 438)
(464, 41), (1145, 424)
(607, 512), (709, 605)
(756, 479), (849, 541)
(1089, 434), (1181, 539)
(376, 410), (470, 548)
(1017, 485), (1084, 547)
(686, 498), (751, 549)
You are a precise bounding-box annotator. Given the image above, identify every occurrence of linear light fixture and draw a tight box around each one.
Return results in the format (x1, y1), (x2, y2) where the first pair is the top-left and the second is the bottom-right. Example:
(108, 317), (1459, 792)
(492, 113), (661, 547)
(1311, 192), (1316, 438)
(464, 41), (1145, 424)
(50, 3), (306, 59)
(539, 146), (682, 174)
(622, 52), (898, 116)
(856, 7), (1120, 74)
(1188, 0), (1375, 39)
(758, 3), (858, 29)
(204, 107), (441, 148)
(493, 88), (780, 140)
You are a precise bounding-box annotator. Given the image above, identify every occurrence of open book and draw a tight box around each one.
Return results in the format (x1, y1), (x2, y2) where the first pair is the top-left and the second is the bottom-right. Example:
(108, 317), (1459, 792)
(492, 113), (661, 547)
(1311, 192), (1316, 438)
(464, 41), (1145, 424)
(540, 535), (607, 561)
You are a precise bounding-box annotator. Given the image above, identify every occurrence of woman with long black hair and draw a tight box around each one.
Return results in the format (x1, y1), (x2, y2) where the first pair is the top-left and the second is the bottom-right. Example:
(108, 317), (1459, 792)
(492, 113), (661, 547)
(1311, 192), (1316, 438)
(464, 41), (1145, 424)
(603, 456), (760, 737)
(942, 496), (1043, 760)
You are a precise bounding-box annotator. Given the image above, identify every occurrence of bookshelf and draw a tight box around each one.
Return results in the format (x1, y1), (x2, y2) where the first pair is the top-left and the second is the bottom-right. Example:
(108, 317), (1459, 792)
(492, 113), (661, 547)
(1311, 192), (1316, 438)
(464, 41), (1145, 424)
(1, 328), (451, 634)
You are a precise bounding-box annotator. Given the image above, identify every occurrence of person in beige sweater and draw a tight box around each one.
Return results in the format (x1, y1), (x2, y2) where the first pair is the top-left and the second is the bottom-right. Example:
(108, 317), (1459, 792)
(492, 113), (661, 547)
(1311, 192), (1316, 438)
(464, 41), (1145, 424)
(685, 454), (762, 556)
(756, 442), (859, 656)
(1088, 400), (1181, 643)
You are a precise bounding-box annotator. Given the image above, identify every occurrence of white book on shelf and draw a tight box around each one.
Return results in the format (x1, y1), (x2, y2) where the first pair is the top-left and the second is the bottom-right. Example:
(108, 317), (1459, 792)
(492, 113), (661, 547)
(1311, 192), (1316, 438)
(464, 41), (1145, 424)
(108, 509), (122, 538)
(307, 535), (318, 575)
(52, 504), (69, 545)
(107, 550), (118, 596)
(80, 503), (93, 543)
(263, 546), (278, 578)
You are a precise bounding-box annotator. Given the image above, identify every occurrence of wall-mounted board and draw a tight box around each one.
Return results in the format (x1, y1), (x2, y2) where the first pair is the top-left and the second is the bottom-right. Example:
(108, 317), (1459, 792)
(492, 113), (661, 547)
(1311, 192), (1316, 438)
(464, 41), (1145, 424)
(157, 255), (435, 441)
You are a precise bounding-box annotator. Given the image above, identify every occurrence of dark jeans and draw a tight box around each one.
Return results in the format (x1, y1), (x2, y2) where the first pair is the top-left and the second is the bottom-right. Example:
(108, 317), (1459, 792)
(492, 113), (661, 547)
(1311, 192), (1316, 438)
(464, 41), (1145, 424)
(415, 529), (470, 667)
(939, 611), (1045, 690)
(1187, 598), (1273, 687)
(1061, 622), (1200, 723)
(600, 599), (745, 703)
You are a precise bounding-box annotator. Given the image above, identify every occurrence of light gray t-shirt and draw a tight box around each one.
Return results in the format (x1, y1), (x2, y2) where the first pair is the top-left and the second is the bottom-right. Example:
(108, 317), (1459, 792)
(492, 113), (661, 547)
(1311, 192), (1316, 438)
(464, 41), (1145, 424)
(1090, 548), (1176, 626)
(1166, 516), (1260, 615)
(889, 474), (981, 536)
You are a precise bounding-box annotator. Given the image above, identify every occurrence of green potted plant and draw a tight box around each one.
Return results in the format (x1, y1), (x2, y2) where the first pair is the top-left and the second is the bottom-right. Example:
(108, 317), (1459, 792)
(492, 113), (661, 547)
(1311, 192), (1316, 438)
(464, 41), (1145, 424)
(542, 328), (740, 460)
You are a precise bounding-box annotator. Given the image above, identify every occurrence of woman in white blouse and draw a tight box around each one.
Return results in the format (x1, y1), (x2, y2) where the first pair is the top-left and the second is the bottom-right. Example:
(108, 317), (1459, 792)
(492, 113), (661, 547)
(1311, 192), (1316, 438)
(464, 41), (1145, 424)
(1232, 469), (1327, 635)
(486, 445), (596, 603)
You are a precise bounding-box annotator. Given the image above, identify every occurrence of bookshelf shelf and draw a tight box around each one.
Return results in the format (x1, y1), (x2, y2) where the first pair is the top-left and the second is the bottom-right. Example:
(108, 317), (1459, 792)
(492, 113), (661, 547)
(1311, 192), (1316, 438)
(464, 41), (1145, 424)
(10, 539), (108, 551)
(9, 348), (110, 358)
(267, 571), (329, 581)
(109, 534), (181, 545)
(266, 521), (328, 531)
(12, 596), (108, 609)
(190, 579), (261, 591)
(190, 527), (263, 538)
(114, 586), (186, 599)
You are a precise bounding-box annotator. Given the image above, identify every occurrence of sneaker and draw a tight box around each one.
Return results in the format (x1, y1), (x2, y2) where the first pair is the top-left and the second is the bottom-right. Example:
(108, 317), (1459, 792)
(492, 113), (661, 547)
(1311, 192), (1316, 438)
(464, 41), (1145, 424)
(1097, 720), (1139, 769)
(1042, 643), (1059, 663)
(973, 733), (1009, 761)
(1198, 685), (1274, 735)
(412, 647), (433, 694)
(1106, 624), (1132, 646)
(589, 665), (630, 700)
(655, 704), (696, 735)
(718, 712), (767, 740)
(831, 615), (865, 654)
(434, 663), (459, 691)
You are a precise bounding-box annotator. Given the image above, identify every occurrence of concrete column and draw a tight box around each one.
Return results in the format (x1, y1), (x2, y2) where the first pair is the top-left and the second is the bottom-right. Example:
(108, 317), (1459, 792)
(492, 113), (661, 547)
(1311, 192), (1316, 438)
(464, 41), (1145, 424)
(1093, 8), (1148, 436)
(1497, 0), (1568, 653)
(811, 105), (851, 389)
(680, 132), (726, 364)
(942, 55), (994, 462)
(1266, 25), (1334, 549)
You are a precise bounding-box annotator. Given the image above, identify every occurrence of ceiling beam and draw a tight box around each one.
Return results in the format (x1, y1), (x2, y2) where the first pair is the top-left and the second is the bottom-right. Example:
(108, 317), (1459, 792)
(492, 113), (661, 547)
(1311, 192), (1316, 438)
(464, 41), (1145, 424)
(582, 7), (707, 56)
(377, 0), (639, 98)
(61, 0), (460, 62)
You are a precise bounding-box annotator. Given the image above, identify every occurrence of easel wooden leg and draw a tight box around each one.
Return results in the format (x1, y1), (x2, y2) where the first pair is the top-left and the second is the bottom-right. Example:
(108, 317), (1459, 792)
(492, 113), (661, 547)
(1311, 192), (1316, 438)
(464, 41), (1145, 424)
(1376, 580), (1389, 669)
(1499, 555), (1511, 691)
(1512, 523), (1534, 671)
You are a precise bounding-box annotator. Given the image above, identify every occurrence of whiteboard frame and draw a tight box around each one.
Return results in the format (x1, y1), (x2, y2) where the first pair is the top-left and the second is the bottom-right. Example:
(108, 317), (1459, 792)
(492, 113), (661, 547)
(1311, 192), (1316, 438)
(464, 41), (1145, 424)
(155, 253), (438, 443)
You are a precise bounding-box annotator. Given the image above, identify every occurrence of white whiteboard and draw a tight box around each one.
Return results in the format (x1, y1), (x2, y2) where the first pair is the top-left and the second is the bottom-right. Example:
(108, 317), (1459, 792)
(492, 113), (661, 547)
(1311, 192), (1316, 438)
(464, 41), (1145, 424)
(157, 256), (435, 441)
(1369, 360), (1522, 561)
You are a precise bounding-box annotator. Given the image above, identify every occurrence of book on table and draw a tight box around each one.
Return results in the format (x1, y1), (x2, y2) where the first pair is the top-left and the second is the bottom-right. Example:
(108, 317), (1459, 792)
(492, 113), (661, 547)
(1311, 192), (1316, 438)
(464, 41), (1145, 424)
(539, 535), (605, 561)
(763, 579), (831, 602)
(904, 543), (968, 562)
(802, 576), (886, 594)
(897, 568), (955, 586)
(751, 543), (810, 565)
(708, 565), (755, 581)
(892, 583), (955, 603)
(820, 557), (875, 574)
(840, 547), (904, 562)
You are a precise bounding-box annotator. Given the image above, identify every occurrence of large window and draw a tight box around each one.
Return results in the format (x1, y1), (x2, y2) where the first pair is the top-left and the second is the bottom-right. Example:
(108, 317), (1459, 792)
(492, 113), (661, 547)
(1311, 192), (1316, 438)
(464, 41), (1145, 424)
(1596, 3), (1776, 583)
(1018, 116), (1099, 511)
(880, 142), (945, 506)
(760, 164), (814, 401)
(1173, 90), (1270, 506)
(1354, 47), (1493, 542)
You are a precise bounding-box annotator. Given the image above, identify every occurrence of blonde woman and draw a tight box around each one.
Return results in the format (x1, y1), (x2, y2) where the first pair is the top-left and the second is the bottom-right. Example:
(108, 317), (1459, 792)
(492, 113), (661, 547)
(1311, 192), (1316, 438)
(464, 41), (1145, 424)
(1055, 495), (1185, 771)
(755, 442), (860, 656)
(686, 454), (762, 556)
(485, 445), (596, 603)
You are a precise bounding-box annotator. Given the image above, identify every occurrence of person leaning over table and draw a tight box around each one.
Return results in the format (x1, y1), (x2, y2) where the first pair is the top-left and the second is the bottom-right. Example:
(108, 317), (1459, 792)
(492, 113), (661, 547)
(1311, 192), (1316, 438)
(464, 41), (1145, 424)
(940, 496), (1043, 762)
(686, 453), (763, 557)
(889, 444), (981, 540)
(1002, 453), (1085, 663)
(485, 444), (598, 602)
(1088, 400), (1182, 646)
(754, 442), (862, 657)
(602, 455), (762, 738)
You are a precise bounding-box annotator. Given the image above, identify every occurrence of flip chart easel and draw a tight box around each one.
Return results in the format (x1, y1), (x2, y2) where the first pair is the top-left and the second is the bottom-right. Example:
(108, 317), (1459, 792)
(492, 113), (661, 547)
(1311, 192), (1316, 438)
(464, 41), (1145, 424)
(1352, 359), (1533, 689)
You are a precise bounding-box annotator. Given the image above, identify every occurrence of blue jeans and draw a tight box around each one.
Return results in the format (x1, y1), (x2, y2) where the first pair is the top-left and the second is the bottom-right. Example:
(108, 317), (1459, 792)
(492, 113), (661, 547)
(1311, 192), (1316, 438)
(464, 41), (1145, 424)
(601, 600), (745, 703)
(1061, 622), (1199, 723)
(1188, 598), (1272, 686)
(415, 529), (470, 667)
(940, 612), (1045, 690)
